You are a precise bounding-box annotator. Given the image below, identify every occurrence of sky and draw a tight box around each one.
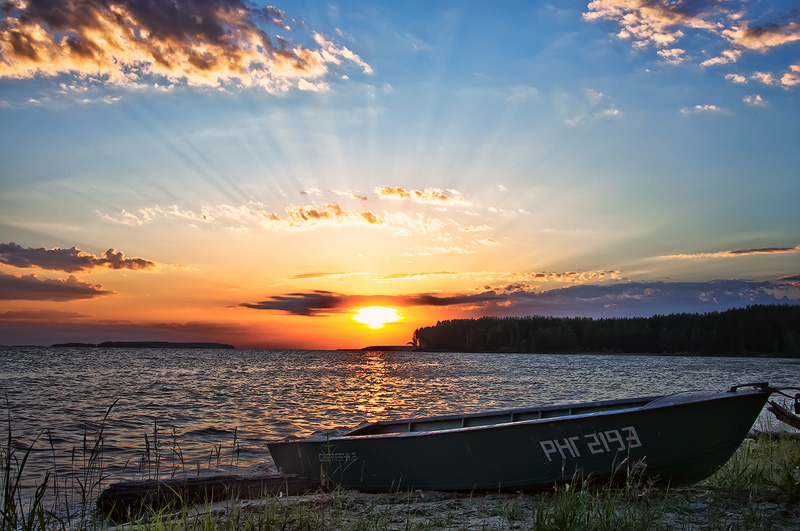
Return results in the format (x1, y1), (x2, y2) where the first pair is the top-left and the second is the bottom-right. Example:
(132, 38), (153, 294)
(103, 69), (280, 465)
(1, 0), (798, 350)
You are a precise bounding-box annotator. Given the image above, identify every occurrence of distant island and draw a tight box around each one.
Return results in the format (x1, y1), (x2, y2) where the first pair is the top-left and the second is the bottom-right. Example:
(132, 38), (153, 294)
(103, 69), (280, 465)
(52, 341), (236, 349)
(361, 345), (415, 351)
(410, 304), (800, 357)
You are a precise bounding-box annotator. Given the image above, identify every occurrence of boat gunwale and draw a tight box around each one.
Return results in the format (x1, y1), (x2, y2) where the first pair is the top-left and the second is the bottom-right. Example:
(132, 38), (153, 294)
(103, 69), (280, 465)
(268, 388), (772, 444)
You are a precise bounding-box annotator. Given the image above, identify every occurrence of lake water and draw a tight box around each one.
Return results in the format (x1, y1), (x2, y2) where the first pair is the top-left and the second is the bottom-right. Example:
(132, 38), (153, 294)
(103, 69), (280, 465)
(2, 347), (799, 504)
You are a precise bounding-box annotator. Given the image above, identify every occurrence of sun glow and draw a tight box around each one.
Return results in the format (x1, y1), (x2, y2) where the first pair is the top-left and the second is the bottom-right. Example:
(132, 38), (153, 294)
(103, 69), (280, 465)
(353, 306), (403, 329)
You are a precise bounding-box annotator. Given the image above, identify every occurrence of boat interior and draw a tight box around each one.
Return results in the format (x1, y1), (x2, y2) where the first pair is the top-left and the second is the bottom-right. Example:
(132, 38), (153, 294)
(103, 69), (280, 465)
(345, 395), (660, 436)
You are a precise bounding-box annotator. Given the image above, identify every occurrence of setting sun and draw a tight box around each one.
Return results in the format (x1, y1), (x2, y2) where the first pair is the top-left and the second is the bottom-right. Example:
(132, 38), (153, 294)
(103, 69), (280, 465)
(353, 306), (404, 329)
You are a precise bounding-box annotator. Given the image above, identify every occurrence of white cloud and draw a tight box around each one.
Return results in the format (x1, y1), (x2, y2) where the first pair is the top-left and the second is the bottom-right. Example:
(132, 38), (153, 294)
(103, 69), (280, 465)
(743, 94), (764, 106)
(680, 104), (724, 114)
(725, 73), (747, 84)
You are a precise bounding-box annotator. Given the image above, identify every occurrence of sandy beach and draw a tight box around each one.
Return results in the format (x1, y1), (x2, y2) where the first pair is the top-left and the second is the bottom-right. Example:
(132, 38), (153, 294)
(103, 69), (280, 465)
(170, 482), (800, 531)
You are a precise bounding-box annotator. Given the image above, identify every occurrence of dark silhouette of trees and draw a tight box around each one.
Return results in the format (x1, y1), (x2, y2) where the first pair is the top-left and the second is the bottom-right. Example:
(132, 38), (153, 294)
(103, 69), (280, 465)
(410, 304), (800, 357)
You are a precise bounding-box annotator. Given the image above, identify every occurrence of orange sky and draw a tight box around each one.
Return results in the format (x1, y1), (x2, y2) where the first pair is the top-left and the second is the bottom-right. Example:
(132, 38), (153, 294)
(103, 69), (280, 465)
(1, 1), (799, 349)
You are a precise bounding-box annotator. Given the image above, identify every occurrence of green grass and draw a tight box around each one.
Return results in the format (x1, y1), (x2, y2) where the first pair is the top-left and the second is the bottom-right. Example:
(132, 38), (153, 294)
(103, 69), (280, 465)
(2, 399), (799, 530)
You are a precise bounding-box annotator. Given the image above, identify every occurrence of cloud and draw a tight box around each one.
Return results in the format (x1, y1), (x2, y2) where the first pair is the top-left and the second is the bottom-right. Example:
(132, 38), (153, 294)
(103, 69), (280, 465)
(0, 309), (86, 320)
(284, 203), (382, 228)
(312, 31), (372, 75)
(0, 0), (370, 93)
(494, 280), (798, 318)
(242, 290), (353, 316)
(100, 200), (481, 239)
(782, 65), (800, 87)
(0, 272), (114, 300)
(292, 271), (370, 280)
(680, 104), (724, 114)
(751, 71), (777, 86)
(241, 279), (799, 319)
(485, 269), (623, 290)
(722, 20), (800, 52)
(102, 202), (384, 231)
(241, 290), (505, 316)
(378, 271), (462, 281)
(459, 225), (491, 233)
(0, 242), (157, 272)
(723, 65), (800, 89)
(660, 245), (800, 259)
(743, 94), (764, 106)
(331, 189), (368, 201)
(299, 187), (323, 197)
(374, 187), (471, 207)
(584, 0), (717, 49)
(373, 269), (622, 287)
(657, 47), (686, 65)
(700, 49), (742, 67)
(560, 88), (620, 126)
(584, 1), (800, 83)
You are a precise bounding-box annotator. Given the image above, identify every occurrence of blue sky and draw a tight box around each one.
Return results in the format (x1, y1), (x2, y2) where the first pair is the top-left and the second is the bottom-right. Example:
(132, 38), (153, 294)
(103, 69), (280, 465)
(0, 1), (798, 348)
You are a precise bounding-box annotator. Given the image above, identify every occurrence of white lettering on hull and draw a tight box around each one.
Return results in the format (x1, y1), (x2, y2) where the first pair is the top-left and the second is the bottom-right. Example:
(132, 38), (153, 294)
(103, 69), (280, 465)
(319, 451), (358, 463)
(540, 426), (642, 462)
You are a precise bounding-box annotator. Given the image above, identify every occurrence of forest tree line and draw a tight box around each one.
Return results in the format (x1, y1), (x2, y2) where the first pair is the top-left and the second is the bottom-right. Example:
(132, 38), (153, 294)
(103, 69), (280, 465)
(410, 304), (800, 357)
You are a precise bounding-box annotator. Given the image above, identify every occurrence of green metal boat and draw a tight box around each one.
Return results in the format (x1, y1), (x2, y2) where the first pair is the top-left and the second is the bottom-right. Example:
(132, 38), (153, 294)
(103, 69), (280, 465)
(267, 383), (788, 492)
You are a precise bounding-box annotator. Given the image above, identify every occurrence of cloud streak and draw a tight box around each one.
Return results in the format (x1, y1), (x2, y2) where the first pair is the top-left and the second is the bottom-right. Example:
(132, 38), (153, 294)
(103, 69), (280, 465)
(0, 242), (157, 272)
(0, 0), (370, 92)
(660, 245), (800, 260)
(0, 272), (114, 301)
(241, 290), (503, 316)
(374, 186), (471, 207)
(100, 200), (485, 240)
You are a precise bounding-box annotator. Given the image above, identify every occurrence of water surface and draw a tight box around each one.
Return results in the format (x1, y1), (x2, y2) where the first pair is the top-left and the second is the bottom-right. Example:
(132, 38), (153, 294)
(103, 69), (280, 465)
(1, 347), (798, 495)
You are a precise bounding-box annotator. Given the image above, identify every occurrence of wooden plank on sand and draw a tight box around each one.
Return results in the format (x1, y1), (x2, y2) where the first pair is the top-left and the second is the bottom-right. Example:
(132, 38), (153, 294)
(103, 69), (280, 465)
(97, 474), (322, 522)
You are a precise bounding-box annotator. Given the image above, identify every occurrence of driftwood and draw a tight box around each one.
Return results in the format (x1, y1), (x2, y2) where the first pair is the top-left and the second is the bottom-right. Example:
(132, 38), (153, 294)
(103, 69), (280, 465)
(767, 400), (800, 430)
(97, 474), (322, 522)
(749, 429), (800, 441)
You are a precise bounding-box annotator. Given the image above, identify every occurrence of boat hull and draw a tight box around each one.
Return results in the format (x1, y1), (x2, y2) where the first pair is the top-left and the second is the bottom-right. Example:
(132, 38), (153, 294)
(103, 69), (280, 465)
(267, 387), (771, 492)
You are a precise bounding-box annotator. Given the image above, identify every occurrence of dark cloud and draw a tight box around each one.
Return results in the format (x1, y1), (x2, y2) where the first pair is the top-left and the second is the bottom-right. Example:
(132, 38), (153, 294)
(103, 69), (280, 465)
(484, 280), (798, 318)
(0, 0), (369, 90)
(780, 274), (800, 288)
(241, 290), (508, 316)
(661, 245), (800, 259)
(0, 309), (86, 320)
(727, 246), (797, 255)
(242, 280), (799, 319)
(0, 272), (114, 301)
(5, 0), (278, 57)
(242, 290), (350, 316)
(0, 242), (156, 272)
